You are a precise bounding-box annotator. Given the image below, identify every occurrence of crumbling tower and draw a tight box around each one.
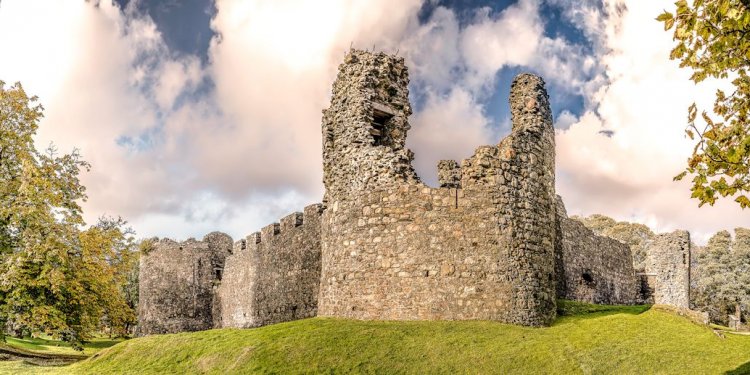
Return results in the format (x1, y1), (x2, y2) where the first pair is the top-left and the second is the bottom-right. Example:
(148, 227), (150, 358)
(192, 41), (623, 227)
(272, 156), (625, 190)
(318, 50), (558, 326)
(502, 74), (558, 324)
(321, 50), (420, 204)
(642, 230), (691, 307)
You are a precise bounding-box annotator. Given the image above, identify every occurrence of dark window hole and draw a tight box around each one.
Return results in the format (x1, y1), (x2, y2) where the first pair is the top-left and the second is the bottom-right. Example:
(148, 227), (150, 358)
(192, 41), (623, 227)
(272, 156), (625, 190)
(582, 271), (594, 284)
(371, 110), (392, 146)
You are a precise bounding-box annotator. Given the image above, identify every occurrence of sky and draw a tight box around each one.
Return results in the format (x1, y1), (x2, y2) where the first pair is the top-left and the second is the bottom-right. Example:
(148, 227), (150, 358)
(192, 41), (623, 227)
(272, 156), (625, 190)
(0, 0), (745, 244)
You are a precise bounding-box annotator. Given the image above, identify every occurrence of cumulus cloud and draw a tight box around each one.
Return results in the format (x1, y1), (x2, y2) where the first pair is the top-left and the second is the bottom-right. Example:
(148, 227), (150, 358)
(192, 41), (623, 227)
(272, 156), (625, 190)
(460, 0), (543, 92)
(0, 0), (430, 239)
(3, 0), (732, 245)
(554, 1), (745, 243)
(409, 87), (494, 184)
(400, 0), (595, 183)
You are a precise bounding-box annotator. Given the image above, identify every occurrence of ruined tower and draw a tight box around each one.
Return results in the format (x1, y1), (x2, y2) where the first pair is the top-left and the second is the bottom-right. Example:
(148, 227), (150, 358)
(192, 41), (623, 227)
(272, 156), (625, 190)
(642, 230), (691, 308)
(321, 50), (420, 205)
(317, 51), (559, 326)
(137, 232), (232, 335)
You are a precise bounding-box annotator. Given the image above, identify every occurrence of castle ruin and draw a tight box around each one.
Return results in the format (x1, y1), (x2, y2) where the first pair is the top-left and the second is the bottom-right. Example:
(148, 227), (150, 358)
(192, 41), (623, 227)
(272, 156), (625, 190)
(137, 50), (689, 335)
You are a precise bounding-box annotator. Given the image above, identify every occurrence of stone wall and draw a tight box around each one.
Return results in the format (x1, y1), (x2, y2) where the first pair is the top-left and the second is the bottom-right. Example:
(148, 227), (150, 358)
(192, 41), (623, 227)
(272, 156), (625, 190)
(319, 185), (516, 321)
(218, 204), (323, 328)
(644, 230), (691, 308)
(557, 214), (637, 305)
(318, 54), (558, 327)
(137, 232), (232, 335)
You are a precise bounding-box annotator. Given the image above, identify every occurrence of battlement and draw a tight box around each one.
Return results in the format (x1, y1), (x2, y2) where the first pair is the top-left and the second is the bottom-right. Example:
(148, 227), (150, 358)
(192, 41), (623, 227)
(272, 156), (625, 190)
(239, 204), (324, 249)
(261, 223), (280, 242)
(280, 212), (303, 230)
(218, 203), (324, 328)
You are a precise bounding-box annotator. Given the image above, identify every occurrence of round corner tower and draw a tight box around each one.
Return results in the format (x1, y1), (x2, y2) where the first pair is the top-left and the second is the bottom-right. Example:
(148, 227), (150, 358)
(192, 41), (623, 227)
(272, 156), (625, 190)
(318, 48), (558, 326)
(504, 73), (557, 325)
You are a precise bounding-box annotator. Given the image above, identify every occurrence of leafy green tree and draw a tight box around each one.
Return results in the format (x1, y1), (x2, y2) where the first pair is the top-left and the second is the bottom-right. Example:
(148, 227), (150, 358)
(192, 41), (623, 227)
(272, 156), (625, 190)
(659, 1), (750, 208)
(0, 81), (137, 349)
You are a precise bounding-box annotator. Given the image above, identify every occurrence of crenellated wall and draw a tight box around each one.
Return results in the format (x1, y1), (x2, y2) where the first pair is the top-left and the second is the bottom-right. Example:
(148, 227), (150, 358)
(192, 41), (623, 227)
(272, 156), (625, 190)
(137, 232), (232, 335)
(218, 204), (323, 328)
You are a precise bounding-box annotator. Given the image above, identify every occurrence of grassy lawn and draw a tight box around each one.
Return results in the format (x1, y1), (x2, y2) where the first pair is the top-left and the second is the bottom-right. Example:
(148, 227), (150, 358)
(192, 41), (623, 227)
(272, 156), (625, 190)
(3, 301), (750, 374)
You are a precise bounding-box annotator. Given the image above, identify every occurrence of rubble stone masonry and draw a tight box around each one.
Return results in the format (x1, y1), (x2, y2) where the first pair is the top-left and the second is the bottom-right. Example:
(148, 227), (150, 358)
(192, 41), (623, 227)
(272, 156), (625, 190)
(136, 49), (685, 335)
(218, 204), (324, 328)
(557, 203), (638, 304)
(317, 54), (558, 326)
(644, 231), (691, 308)
(137, 232), (231, 335)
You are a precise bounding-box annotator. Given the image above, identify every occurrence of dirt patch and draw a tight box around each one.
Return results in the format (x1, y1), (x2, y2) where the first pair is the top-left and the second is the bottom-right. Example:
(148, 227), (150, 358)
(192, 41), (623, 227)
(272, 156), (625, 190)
(0, 344), (87, 366)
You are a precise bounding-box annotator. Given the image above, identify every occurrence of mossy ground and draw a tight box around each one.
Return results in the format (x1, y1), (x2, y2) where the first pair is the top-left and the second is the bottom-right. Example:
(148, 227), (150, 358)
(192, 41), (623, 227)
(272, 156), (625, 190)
(2, 302), (750, 374)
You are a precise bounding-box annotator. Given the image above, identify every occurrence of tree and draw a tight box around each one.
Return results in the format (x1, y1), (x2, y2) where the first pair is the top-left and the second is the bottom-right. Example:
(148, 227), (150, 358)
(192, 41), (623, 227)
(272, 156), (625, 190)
(692, 230), (735, 323)
(692, 228), (750, 325)
(78, 217), (139, 338)
(659, 1), (750, 208)
(0, 81), (137, 349)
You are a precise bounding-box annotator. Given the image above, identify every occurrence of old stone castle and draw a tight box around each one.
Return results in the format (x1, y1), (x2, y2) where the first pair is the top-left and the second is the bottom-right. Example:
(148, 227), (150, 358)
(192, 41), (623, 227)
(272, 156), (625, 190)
(137, 50), (692, 335)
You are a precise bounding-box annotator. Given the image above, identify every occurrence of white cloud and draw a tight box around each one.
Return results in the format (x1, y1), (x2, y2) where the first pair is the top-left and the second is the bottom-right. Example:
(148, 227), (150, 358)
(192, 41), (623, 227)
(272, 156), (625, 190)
(398, 6), (462, 93)
(0, 0), (429, 240)
(555, 1), (745, 244)
(409, 87), (494, 184)
(3, 0), (737, 245)
(460, 0), (543, 92)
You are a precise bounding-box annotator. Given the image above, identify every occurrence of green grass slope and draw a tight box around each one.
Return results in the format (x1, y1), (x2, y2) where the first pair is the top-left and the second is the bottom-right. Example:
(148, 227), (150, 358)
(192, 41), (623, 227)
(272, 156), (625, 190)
(4, 302), (750, 374)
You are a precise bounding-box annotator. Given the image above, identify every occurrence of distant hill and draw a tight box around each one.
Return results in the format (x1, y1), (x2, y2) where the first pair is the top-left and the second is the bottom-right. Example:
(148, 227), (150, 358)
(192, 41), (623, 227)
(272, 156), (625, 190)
(4, 301), (750, 374)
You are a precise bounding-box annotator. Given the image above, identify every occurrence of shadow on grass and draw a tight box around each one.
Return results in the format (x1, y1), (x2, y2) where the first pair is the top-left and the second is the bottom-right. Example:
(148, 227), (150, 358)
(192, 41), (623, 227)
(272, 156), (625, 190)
(726, 360), (750, 374)
(556, 300), (652, 322)
(0, 343), (87, 366)
(84, 339), (123, 350)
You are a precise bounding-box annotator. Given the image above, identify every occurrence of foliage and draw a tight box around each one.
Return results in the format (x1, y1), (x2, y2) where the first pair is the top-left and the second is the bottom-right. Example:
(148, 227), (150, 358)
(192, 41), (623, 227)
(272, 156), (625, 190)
(0, 81), (136, 350)
(659, 1), (750, 208)
(693, 228), (750, 324)
(80, 217), (139, 338)
(4, 304), (746, 374)
(572, 214), (655, 271)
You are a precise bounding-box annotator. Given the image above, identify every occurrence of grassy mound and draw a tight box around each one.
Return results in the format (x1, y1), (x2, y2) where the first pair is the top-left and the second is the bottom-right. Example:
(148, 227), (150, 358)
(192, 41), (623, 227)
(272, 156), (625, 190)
(4, 302), (750, 374)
